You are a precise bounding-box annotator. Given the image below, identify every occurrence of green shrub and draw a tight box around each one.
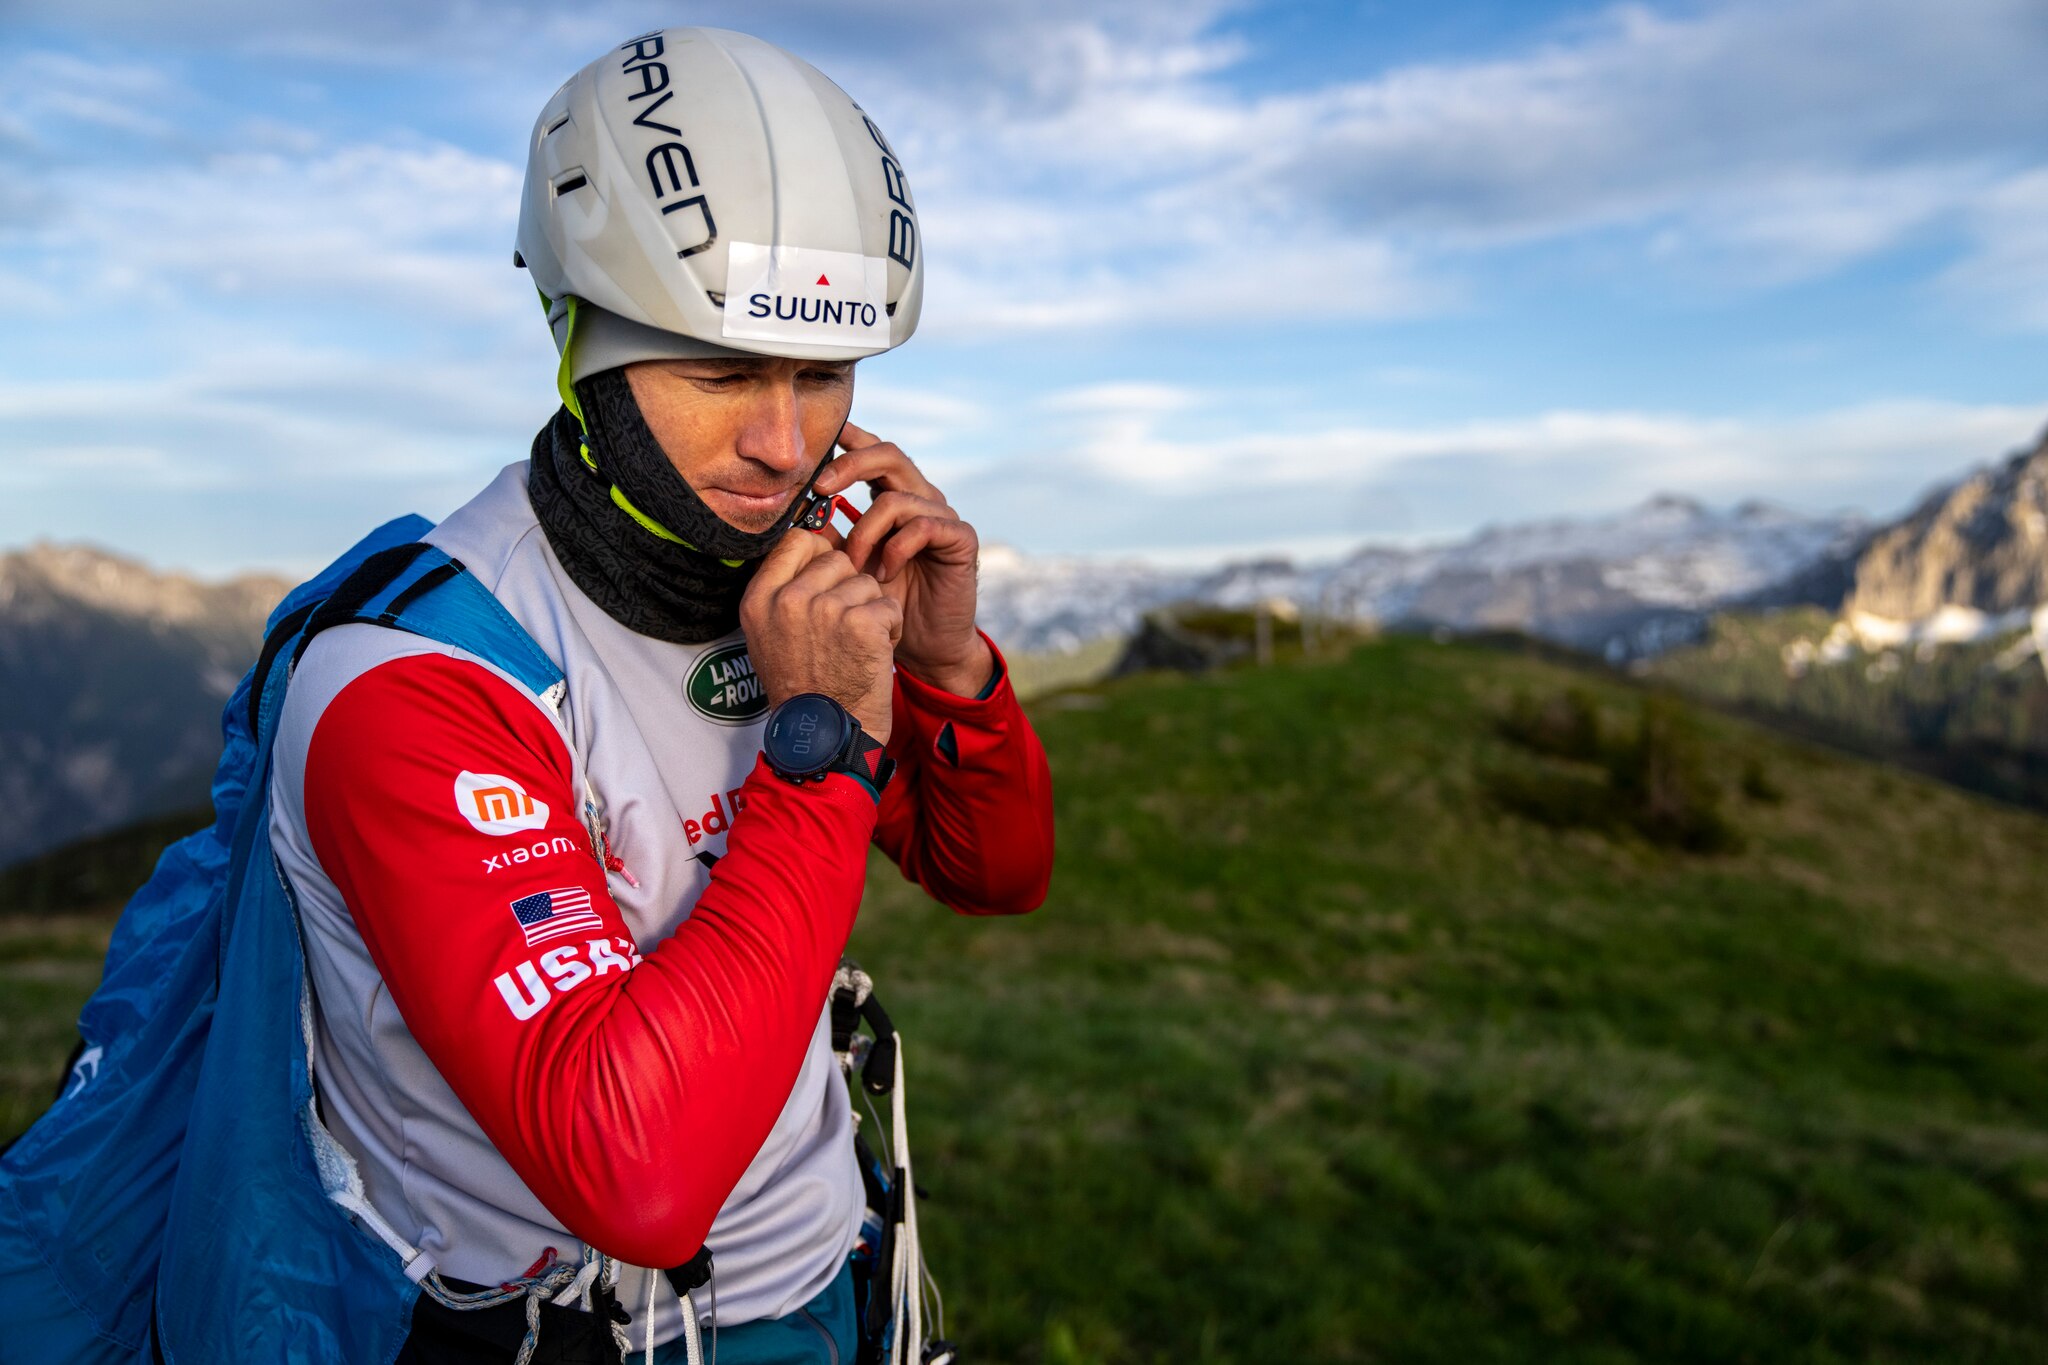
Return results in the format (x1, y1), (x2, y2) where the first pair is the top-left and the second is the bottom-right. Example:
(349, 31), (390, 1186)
(1488, 688), (1741, 853)
(1499, 686), (1604, 762)
(1480, 763), (1620, 832)
(1740, 757), (1786, 804)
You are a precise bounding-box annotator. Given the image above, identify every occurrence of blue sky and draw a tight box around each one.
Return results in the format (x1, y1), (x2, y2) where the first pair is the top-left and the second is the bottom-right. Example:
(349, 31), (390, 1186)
(4, 0), (2048, 575)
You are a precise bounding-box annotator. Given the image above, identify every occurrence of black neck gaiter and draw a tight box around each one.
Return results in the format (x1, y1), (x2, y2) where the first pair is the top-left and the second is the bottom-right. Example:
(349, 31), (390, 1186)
(527, 404), (761, 645)
(527, 366), (831, 644)
(576, 364), (812, 563)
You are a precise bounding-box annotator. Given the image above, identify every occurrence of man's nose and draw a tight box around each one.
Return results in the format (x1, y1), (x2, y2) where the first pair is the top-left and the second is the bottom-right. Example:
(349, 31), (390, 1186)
(733, 380), (806, 473)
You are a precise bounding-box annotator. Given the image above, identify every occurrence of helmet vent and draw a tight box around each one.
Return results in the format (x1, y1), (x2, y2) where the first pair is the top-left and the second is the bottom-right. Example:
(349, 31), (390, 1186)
(543, 111), (571, 138)
(552, 171), (589, 197)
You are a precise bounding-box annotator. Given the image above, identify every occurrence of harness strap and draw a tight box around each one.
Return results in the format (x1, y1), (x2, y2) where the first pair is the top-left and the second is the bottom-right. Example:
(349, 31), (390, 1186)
(263, 541), (568, 740)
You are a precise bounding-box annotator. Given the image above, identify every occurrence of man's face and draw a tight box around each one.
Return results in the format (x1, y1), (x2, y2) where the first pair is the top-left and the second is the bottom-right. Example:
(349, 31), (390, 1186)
(625, 356), (856, 533)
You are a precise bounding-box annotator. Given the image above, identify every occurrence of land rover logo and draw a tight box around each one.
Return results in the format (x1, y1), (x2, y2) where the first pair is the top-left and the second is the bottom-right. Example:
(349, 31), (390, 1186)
(686, 641), (767, 724)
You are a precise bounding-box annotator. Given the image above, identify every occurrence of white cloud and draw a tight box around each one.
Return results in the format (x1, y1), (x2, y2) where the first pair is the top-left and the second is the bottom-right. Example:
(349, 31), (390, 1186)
(1245, 0), (2048, 246)
(0, 49), (189, 145)
(1941, 167), (2048, 329)
(901, 0), (2048, 319)
(0, 344), (549, 488)
(0, 445), (202, 490)
(842, 383), (988, 451)
(967, 385), (2048, 555)
(0, 341), (560, 575)
(9, 136), (524, 327)
(4, 332), (2040, 572)
(12, 1), (2048, 340)
(1042, 382), (1197, 415)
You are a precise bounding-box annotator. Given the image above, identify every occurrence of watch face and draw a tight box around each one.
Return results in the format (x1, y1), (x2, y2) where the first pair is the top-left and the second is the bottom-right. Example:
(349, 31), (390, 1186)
(764, 694), (850, 778)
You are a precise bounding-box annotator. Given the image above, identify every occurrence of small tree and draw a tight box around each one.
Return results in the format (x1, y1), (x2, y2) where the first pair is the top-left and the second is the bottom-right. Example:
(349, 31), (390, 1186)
(1610, 694), (1740, 853)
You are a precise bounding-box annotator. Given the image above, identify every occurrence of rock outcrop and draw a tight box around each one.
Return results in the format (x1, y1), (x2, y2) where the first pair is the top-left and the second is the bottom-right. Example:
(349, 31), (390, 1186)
(1845, 429), (2048, 621)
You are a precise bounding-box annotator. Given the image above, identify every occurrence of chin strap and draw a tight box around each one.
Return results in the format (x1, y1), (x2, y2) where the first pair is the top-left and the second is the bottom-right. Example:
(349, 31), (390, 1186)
(539, 292), (597, 470)
(543, 290), (713, 554)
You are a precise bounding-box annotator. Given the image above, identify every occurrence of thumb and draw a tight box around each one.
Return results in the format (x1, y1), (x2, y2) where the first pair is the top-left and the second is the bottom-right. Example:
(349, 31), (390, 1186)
(752, 523), (830, 591)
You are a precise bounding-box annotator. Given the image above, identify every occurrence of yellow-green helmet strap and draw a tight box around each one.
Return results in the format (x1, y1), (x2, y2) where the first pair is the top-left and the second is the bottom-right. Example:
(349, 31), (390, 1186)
(545, 294), (741, 564)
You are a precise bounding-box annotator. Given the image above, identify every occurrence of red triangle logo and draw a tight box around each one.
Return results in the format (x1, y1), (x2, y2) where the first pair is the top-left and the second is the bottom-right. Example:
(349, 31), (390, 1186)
(816, 273), (831, 287)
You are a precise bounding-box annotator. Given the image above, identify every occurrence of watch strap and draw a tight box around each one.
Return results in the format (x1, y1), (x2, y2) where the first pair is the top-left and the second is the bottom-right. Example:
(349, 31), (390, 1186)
(844, 727), (896, 798)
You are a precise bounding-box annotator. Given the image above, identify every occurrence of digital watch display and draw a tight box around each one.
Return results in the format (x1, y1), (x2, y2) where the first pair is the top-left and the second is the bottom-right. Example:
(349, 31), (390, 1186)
(762, 692), (895, 795)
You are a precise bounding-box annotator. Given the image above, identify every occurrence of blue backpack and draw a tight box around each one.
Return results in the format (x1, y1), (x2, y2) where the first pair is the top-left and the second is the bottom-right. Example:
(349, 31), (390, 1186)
(0, 518), (568, 1363)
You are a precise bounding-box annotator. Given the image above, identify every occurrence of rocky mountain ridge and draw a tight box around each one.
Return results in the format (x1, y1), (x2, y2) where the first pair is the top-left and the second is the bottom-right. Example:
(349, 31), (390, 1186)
(0, 544), (284, 870)
(0, 542), (285, 630)
(1843, 429), (2048, 623)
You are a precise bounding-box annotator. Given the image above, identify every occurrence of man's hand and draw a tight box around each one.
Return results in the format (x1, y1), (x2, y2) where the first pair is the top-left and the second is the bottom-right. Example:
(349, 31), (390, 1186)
(741, 529), (902, 746)
(818, 421), (994, 698)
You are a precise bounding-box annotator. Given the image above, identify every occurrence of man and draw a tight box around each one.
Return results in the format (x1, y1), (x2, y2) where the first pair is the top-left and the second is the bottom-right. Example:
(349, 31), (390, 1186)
(268, 27), (1053, 1364)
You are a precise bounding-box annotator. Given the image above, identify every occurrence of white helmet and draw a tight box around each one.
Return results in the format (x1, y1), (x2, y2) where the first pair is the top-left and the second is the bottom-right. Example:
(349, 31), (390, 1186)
(516, 27), (923, 383)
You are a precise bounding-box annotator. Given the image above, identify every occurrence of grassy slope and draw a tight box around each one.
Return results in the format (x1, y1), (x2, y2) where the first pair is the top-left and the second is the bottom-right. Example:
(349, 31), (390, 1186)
(7, 636), (2048, 1361)
(848, 636), (2048, 1363)
(0, 915), (113, 1139)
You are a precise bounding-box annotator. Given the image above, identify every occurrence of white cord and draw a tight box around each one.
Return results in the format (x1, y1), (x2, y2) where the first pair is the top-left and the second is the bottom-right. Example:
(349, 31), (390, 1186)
(922, 1251), (945, 1344)
(683, 1288), (705, 1365)
(638, 1262), (711, 1365)
(552, 1253), (603, 1308)
(891, 1031), (922, 1365)
(644, 1267), (658, 1365)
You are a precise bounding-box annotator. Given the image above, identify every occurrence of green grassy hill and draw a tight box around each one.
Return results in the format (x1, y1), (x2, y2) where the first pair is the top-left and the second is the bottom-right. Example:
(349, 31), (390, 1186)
(8, 636), (2048, 1361)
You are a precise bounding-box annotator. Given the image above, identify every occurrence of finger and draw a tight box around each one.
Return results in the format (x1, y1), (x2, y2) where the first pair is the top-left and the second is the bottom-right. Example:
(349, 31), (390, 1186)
(876, 515), (977, 583)
(816, 442), (938, 499)
(842, 490), (953, 572)
(819, 571), (885, 609)
(837, 420), (880, 451)
(814, 440), (942, 503)
(751, 523), (834, 591)
(849, 593), (905, 644)
(786, 547), (858, 595)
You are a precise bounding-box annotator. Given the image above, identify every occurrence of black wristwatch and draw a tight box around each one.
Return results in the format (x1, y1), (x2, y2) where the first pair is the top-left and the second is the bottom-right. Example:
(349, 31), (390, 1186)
(762, 693), (896, 798)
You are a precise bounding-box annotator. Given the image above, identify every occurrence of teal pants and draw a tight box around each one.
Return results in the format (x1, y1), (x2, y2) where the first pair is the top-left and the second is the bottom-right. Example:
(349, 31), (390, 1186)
(651, 1260), (858, 1365)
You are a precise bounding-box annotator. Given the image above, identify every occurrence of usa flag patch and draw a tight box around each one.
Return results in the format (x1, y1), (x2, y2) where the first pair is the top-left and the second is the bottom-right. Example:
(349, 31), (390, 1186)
(509, 887), (603, 947)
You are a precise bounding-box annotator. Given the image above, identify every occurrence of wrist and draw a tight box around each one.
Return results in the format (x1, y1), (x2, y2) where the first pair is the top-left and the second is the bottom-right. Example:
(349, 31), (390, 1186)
(762, 693), (896, 799)
(897, 636), (995, 699)
(761, 689), (890, 748)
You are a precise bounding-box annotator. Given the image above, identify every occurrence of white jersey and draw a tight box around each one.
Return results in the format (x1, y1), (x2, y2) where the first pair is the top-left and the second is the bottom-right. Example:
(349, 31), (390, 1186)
(270, 464), (859, 1348)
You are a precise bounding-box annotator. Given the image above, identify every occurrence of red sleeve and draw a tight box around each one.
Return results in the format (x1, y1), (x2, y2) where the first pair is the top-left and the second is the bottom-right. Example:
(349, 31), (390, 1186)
(874, 633), (1054, 916)
(301, 653), (875, 1270)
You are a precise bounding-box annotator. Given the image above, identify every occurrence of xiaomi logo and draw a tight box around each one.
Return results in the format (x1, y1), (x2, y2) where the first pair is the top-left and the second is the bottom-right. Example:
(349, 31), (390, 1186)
(454, 770), (552, 836)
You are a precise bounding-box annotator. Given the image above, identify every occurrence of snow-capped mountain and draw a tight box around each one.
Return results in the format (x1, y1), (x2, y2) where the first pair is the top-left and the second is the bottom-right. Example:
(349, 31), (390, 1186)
(977, 496), (1868, 660)
(973, 545), (1188, 656)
